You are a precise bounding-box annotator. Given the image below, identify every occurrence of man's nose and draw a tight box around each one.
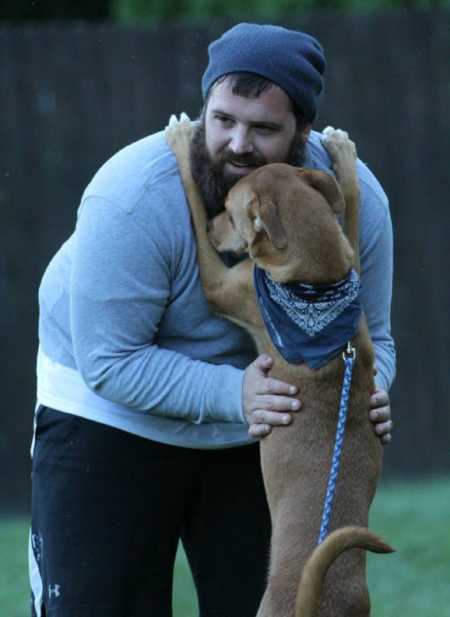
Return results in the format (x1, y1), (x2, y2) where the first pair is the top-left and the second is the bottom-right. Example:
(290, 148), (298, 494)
(228, 126), (253, 154)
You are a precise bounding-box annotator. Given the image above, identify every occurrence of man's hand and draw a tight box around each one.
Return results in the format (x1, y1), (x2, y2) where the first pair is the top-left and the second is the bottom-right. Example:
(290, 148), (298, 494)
(369, 388), (393, 445)
(243, 354), (301, 438)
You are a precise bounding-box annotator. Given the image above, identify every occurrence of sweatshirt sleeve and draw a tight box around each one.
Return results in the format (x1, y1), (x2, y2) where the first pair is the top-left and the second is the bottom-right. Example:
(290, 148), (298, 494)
(70, 194), (245, 424)
(358, 168), (396, 392)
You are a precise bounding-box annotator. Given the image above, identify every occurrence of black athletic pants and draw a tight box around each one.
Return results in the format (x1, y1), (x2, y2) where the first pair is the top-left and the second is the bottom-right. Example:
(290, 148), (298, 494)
(30, 407), (271, 616)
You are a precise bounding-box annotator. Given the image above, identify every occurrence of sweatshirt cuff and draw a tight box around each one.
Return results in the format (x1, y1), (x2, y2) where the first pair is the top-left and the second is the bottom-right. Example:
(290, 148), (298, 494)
(374, 363), (395, 392)
(206, 364), (246, 424)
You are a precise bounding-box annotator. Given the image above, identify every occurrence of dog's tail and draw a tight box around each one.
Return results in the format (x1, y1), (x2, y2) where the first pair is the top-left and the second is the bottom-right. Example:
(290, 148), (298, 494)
(294, 526), (394, 617)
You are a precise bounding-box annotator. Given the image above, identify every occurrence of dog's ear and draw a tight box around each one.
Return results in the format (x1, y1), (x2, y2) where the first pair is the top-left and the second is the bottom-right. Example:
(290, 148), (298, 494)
(250, 196), (287, 250)
(297, 169), (345, 216)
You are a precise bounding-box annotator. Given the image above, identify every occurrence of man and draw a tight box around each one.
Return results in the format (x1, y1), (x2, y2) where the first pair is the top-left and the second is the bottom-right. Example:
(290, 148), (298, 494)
(30, 23), (395, 617)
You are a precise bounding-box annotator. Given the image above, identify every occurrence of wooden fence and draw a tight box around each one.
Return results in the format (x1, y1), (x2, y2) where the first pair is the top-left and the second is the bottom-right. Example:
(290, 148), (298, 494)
(1, 13), (449, 512)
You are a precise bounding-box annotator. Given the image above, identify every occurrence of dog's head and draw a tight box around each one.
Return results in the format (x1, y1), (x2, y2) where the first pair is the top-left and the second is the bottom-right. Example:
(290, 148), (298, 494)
(208, 163), (353, 283)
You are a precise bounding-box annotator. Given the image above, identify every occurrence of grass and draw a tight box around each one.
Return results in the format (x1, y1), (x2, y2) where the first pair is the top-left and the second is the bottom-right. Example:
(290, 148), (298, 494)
(367, 479), (450, 617)
(1, 478), (449, 616)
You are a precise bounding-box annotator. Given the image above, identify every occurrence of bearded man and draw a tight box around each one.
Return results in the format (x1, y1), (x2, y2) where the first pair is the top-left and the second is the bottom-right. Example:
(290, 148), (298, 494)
(29, 23), (395, 617)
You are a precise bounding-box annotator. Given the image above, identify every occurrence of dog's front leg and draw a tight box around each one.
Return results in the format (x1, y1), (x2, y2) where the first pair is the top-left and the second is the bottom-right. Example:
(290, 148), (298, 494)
(165, 116), (255, 322)
(322, 127), (360, 272)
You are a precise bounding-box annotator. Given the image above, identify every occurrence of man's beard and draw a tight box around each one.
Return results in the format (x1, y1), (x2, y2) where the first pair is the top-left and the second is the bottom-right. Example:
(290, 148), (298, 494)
(190, 121), (307, 219)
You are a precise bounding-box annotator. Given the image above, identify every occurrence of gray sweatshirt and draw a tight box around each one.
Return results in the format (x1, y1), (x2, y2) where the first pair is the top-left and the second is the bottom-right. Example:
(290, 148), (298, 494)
(37, 129), (396, 448)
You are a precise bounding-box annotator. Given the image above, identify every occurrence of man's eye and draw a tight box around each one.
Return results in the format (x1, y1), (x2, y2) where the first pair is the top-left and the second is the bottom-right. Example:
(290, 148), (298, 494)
(254, 125), (276, 134)
(216, 115), (233, 125)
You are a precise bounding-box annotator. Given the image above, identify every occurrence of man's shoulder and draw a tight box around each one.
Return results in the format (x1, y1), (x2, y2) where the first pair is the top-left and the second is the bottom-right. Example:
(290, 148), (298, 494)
(81, 130), (182, 214)
(305, 130), (332, 171)
(307, 130), (389, 213)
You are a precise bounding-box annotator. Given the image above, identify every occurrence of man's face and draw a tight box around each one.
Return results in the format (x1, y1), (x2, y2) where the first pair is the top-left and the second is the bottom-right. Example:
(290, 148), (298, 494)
(190, 77), (310, 218)
(205, 78), (307, 184)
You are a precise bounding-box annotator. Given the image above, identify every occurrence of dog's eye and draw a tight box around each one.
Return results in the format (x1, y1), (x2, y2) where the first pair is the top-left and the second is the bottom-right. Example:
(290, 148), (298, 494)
(228, 214), (235, 228)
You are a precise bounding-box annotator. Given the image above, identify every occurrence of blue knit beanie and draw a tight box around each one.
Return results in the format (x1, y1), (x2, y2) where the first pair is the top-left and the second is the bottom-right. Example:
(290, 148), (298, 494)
(202, 23), (326, 122)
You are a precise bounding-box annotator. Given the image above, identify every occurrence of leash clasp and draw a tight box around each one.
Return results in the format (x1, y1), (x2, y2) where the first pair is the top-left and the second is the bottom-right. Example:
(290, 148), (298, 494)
(342, 341), (356, 361)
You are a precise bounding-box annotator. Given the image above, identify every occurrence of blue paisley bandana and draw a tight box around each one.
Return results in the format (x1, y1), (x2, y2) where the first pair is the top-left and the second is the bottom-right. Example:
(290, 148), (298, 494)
(253, 266), (362, 369)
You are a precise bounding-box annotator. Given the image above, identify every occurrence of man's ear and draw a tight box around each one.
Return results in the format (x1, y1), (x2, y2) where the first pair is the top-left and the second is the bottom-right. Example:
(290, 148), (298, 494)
(249, 195), (287, 250)
(297, 168), (345, 216)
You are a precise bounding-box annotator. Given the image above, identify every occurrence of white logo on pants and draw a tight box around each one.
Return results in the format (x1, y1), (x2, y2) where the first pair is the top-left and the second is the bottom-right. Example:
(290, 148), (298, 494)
(48, 584), (61, 599)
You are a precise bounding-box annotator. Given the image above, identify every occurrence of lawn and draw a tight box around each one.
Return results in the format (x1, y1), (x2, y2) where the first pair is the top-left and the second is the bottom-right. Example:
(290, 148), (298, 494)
(1, 478), (449, 616)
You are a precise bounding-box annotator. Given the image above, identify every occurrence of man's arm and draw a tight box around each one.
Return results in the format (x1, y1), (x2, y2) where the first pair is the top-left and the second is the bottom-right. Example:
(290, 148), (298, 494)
(358, 163), (396, 392)
(301, 132), (395, 443)
(358, 163), (396, 444)
(70, 193), (300, 429)
(70, 194), (245, 424)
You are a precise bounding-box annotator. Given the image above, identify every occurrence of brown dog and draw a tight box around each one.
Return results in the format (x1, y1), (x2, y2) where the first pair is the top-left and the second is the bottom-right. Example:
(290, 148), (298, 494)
(166, 117), (393, 617)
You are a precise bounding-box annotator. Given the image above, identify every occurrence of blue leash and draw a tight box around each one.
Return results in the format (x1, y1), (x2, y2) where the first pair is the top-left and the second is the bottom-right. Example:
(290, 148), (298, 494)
(317, 342), (356, 545)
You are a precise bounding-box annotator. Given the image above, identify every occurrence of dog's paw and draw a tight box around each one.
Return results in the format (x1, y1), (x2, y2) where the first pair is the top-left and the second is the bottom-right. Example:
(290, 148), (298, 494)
(322, 126), (357, 162)
(165, 112), (194, 159)
(322, 126), (359, 199)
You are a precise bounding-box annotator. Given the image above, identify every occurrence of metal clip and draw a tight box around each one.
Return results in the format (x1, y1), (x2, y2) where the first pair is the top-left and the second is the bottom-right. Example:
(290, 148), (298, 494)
(342, 341), (356, 360)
